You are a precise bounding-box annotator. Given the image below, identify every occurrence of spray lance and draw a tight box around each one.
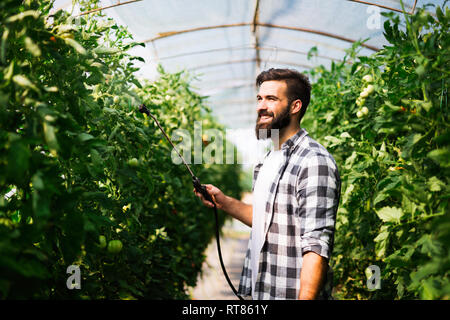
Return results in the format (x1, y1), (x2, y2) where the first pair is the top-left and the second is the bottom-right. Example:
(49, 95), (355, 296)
(138, 104), (243, 300)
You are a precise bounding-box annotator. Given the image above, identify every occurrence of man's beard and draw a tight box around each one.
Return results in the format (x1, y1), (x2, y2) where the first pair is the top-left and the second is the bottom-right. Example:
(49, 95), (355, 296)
(255, 104), (291, 140)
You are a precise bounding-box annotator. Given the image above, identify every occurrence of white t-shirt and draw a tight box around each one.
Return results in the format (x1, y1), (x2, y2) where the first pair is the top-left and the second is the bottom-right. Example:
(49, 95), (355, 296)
(251, 149), (285, 297)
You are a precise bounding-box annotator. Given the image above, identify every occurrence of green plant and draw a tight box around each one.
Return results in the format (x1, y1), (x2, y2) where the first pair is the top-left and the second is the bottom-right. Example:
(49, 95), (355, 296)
(0, 0), (242, 299)
(302, 2), (449, 299)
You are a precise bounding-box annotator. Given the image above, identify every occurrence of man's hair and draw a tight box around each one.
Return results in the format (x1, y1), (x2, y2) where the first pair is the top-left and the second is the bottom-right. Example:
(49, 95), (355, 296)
(256, 68), (311, 123)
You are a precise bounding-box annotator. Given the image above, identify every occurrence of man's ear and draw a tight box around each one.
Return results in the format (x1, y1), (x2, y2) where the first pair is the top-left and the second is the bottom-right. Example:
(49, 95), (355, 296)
(291, 99), (302, 115)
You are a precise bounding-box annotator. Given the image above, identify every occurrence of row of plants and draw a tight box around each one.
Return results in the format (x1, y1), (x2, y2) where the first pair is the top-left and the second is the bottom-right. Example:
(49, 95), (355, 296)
(0, 0), (242, 299)
(302, 2), (449, 299)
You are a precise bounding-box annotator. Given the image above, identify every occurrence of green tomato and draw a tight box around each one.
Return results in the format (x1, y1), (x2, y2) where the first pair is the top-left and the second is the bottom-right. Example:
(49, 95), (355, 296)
(362, 74), (373, 83)
(127, 158), (139, 167)
(360, 89), (369, 98)
(366, 85), (375, 95)
(113, 96), (120, 104)
(99, 235), (107, 249)
(356, 110), (363, 118)
(356, 97), (365, 107)
(361, 106), (369, 115)
(107, 240), (123, 254)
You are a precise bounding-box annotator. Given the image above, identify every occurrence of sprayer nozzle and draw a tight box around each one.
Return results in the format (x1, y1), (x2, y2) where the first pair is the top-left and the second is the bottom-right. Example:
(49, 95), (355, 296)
(138, 104), (150, 116)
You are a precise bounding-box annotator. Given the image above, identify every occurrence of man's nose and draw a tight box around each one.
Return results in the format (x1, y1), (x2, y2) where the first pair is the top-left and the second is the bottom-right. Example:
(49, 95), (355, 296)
(256, 99), (268, 113)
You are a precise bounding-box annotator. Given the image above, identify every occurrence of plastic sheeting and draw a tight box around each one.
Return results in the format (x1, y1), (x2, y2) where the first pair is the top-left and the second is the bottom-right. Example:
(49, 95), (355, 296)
(52, 0), (445, 165)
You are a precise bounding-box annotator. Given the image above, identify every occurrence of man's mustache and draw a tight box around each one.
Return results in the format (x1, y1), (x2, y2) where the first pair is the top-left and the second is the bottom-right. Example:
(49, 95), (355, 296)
(257, 111), (274, 118)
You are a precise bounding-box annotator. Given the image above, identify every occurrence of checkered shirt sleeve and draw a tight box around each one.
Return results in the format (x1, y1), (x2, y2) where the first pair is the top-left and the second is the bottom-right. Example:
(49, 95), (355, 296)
(296, 152), (340, 260)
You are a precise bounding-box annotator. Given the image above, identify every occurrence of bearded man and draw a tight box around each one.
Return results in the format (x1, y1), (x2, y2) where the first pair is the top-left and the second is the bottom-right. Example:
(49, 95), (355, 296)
(194, 68), (341, 300)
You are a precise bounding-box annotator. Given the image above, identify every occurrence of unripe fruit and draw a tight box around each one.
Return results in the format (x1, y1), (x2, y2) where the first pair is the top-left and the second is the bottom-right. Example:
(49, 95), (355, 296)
(366, 85), (375, 95)
(360, 90), (369, 98)
(107, 240), (123, 254)
(362, 74), (373, 83)
(361, 106), (369, 115)
(357, 110), (363, 118)
(113, 96), (120, 104)
(127, 158), (139, 167)
(99, 235), (107, 249)
(356, 97), (365, 106)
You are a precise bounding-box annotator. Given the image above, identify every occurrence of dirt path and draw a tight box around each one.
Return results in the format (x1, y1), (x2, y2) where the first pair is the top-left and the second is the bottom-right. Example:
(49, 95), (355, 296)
(190, 193), (252, 300)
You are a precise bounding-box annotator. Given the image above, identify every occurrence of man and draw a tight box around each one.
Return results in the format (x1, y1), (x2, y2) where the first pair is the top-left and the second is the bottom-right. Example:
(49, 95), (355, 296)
(194, 68), (341, 300)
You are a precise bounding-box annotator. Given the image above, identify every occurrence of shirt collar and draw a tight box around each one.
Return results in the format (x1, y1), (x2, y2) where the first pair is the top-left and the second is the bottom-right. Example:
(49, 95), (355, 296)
(281, 128), (308, 151)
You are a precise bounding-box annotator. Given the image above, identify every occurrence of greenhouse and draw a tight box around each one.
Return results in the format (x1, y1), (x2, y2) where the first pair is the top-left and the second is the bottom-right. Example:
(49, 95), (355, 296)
(0, 0), (448, 303)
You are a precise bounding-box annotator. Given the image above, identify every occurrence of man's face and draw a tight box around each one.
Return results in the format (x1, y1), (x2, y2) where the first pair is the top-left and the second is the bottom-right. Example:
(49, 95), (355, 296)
(255, 80), (292, 140)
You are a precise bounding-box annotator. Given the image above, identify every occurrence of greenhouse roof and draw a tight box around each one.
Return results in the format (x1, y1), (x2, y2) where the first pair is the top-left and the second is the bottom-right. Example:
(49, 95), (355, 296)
(52, 0), (445, 164)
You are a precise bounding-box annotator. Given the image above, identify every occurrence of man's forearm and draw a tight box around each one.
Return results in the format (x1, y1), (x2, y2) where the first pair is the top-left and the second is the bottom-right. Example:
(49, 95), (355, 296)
(298, 251), (328, 300)
(221, 195), (252, 227)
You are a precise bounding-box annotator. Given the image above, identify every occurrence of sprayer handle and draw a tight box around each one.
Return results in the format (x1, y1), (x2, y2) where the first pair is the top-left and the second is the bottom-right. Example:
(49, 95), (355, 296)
(192, 177), (214, 204)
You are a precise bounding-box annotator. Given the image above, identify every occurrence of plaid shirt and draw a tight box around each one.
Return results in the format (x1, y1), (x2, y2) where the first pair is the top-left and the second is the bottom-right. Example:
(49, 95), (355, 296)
(238, 128), (341, 300)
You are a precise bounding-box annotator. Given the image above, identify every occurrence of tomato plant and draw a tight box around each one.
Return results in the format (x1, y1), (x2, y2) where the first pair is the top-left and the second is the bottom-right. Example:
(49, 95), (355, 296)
(0, 0), (242, 299)
(302, 2), (449, 299)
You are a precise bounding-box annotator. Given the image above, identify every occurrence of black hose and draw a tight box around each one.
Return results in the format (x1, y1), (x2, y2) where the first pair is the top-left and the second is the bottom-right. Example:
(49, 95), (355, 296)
(211, 201), (244, 300)
(138, 105), (243, 299)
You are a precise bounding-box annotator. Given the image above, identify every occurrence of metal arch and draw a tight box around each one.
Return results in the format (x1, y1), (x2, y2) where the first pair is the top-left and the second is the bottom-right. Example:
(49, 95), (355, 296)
(252, 0), (262, 73)
(154, 45), (345, 64)
(347, 0), (418, 14)
(142, 23), (380, 51)
(76, 0), (143, 17)
(200, 82), (256, 96)
(186, 58), (313, 72)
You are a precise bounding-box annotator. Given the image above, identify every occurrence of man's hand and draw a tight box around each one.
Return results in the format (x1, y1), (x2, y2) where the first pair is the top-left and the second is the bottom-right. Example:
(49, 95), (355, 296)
(193, 184), (227, 210)
(298, 251), (328, 300)
(193, 184), (253, 227)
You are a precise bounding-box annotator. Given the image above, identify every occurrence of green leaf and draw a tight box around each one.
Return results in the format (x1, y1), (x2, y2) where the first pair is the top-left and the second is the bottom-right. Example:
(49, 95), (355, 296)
(94, 46), (120, 55)
(78, 133), (95, 142)
(5, 10), (40, 23)
(427, 176), (445, 192)
(24, 37), (41, 57)
(64, 38), (87, 55)
(373, 192), (389, 206)
(324, 135), (343, 147)
(12, 75), (39, 93)
(376, 206), (403, 223)
(427, 148), (450, 168)
(43, 122), (59, 156)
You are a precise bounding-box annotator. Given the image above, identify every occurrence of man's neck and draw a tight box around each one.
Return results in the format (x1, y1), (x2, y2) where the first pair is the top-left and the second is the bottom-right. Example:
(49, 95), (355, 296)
(272, 124), (301, 151)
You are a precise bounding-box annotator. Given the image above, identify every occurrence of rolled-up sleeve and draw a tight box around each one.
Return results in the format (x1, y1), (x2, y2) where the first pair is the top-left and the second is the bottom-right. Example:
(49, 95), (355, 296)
(296, 153), (340, 260)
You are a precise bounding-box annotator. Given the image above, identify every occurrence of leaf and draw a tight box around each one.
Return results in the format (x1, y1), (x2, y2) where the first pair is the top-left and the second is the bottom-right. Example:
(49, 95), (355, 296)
(4, 61), (14, 80)
(375, 226), (389, 258)
(43, 122), (59, 156)
(376, 206), (403, 223)
(25, 37), (41, 57)
(427, 176), (445, 192)
(373, 192), (389, 206)
(78, 133), (95, 142)
(324, 135), (343, 147)
(12, 75), (39, 93)
(64, 38), (87, 55)
(5, 10), (40, 23)
(427, 148), (450, 168)
(401, 133), (422, 159)
(94, 46), (120, 55)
